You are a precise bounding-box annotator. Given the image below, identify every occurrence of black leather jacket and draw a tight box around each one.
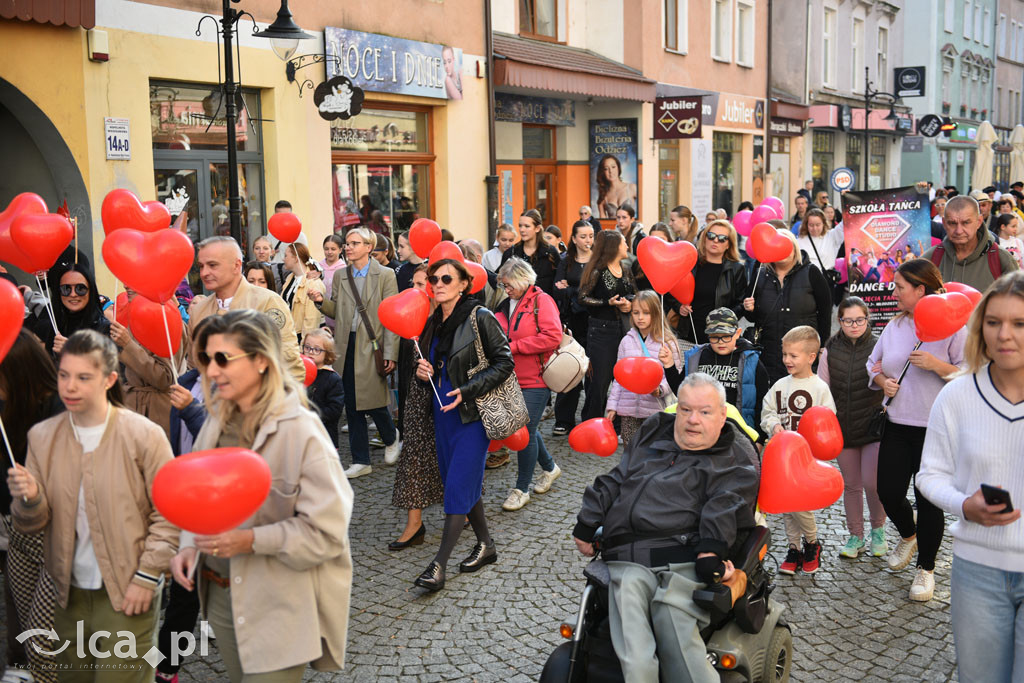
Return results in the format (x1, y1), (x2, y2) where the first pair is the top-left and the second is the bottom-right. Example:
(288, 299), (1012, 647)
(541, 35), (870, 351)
(419, 307), (515, 424)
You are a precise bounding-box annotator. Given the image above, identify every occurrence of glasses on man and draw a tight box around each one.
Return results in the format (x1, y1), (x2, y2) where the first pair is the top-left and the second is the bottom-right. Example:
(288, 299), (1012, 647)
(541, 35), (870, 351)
(59, 284), (89, 297)
(428, 274), (455, 286)
(301, 345), (325, 355)
(706, 233), (730, 244)
(840, 317), (868, 327)
(197, 350), (253, 368)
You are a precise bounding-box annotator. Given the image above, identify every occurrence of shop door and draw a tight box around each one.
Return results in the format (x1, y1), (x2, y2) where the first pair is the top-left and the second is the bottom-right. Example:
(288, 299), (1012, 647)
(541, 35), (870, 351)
(524, 164), (556, 225)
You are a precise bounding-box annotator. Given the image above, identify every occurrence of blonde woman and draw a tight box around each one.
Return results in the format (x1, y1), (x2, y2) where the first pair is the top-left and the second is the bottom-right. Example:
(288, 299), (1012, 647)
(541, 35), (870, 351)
(281, 242), (326, 342)
(669, 205), (700, 244)
(677, 220), (747, 347)
(169, 310), (353, 682)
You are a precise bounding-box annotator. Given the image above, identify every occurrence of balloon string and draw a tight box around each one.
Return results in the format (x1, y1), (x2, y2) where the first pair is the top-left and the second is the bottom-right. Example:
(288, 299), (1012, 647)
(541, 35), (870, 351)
(0, 416), (26, 502)
(35, 275), (59, 337)
(187, 552), (201, 583)
(883, 341), (922, 409)
(412, 338), (444, 408)
(689, 312), (698, 346)
(751, 264), (763, 298)
(660, 294), (666, 346)
(112, 280), (120, 322)
(160, 305), (179, 383)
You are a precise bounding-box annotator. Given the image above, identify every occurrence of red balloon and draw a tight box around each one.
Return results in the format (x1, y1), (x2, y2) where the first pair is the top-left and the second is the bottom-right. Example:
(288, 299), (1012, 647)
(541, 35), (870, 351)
(409, 218), (442, 259)
(503, 425), (530, 451)
(0, 279), (25, 365)
(428, 240), (465, 264)
(613, 356), (664, 395)
(10, 213), (73, 274)
(569, 418), (619, 457)
(378, 288), (431, 340)
(466, 261), (488, 294)
(301, 355), (317, 387)
(127, 295), (182, 358)
(114, 292), (131, 327)
(0, 193), (48, 273)
(797, 407), (843, 461)
(762, 196), (785, 220)
(758, 431), (844, 513)
(267, 212), (301, 243)
(751, 204), (777, 226)
(635, 237), (697, 293)
(101, 189), (171, 235)
(914, 292), (973, 342)
(103, 228), (195, 303)
(669, 272), (695, 305)
(944, 281), (983, 307)
(732, 209), (754, 237)
(749, 222), (793, 263)
(153, 448), (272, 535)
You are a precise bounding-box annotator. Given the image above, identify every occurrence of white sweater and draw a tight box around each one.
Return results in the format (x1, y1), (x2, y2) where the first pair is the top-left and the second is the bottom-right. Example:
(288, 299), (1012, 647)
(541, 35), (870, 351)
(760, 375), (836, 434)
(918, 365), (1024, 572)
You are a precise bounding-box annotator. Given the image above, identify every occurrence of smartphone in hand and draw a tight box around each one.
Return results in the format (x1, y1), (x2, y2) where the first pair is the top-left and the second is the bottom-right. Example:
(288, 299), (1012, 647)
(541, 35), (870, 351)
(981, 484), (1014, 513)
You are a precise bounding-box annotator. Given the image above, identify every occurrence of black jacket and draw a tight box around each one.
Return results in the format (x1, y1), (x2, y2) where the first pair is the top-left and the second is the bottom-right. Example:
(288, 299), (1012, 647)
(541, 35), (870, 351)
(574, 414), (758, 559)
(824, 330), (882, 448)
(679, 259), (748, 343)
(308, 368), (345, 446)
(418, 306), (515, 424)
(502, 242), (561, 296)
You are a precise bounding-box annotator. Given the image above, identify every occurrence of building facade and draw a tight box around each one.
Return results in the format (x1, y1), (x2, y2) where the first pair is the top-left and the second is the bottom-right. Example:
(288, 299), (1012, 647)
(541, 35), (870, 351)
(993, 0), (1024, 187)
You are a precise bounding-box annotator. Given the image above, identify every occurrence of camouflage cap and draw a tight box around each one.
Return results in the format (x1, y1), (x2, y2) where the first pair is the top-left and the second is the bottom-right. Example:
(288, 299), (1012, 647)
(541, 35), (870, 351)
(705, 307), (739, 335)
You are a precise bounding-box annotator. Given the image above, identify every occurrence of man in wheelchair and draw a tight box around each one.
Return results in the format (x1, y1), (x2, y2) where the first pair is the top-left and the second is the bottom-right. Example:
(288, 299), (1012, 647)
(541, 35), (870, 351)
(572, 373), (759, 683)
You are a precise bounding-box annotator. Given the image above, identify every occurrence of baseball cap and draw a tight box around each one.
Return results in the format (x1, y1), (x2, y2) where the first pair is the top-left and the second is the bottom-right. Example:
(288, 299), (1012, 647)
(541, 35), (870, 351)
(969, 189), (991, 203)
(705, 307), (739, 336)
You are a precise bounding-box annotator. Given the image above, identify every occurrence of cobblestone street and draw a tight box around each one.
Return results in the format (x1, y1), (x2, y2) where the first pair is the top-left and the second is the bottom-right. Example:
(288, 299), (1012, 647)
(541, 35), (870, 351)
(2, 425), (959, 682)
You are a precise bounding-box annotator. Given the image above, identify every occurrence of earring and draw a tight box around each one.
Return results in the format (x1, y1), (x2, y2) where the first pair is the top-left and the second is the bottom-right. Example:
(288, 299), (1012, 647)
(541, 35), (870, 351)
(259, 367), (266, 375)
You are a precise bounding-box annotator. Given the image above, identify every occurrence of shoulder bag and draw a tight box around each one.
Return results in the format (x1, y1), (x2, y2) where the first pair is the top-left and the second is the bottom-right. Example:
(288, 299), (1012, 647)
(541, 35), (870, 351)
(467, 307), (529, 440)
(529, 295), (589, 393)
(347, 267), (388, 377)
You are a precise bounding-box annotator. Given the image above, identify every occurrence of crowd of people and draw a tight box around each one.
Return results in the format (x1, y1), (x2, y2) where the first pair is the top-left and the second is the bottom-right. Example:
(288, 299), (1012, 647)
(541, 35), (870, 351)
(0, 181), (1021, 682)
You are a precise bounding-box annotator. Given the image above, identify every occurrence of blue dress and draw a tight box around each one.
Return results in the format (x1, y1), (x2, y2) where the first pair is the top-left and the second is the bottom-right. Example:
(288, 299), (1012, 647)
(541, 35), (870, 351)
(430, 340), (490, 514)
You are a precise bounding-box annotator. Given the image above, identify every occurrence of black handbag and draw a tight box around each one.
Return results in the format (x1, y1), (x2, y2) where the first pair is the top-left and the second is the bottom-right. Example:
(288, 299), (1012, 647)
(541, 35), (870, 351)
(867, 406), (887, 441)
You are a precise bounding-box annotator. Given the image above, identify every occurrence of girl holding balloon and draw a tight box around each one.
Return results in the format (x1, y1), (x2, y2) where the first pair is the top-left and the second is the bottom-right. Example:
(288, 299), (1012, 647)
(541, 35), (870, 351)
(7, 329), (178, 681)
(169, 310), (353, 681)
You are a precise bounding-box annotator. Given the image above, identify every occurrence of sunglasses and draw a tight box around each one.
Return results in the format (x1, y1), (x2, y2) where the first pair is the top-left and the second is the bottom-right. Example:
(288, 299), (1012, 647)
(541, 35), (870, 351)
(706, 233), (730, 244)
(59, 284), (89, 297)
(428, 274), (455, 285)
(197, 350), (253, 368)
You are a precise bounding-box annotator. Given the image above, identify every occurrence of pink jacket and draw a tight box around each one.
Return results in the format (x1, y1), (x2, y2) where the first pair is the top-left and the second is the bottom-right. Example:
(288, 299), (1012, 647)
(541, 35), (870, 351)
(494, 286), (562, 389)
(606, 328), (680, 418)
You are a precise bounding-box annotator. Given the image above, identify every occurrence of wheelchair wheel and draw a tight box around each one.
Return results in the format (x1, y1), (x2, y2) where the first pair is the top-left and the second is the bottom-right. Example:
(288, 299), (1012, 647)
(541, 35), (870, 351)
(539, 641), (573, 683)
(760, 626), (792, 683)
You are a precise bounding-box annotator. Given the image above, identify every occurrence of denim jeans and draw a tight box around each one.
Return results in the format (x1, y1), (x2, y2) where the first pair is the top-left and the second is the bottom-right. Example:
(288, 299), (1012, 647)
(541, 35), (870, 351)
(343, 333), (397, 466)
(516, 387), (556, 492)
(951, 555), (1024, 683)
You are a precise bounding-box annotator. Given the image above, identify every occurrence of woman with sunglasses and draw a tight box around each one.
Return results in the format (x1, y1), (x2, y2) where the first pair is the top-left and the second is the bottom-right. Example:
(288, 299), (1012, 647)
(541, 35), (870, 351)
(410, 259), (513, 591)
(676, 220), (748, 349)
(7, 329), (177, 681)
(29, 263), (111, 357)
(169, 310), (353, 681)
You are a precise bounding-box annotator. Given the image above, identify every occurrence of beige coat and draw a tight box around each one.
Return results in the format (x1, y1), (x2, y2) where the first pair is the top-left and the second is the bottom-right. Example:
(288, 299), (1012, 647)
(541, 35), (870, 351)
(189, 277), (304, 384)
(120, 331), (189, 439)
(319, 260), (398, 410)
(12, 408), (178, 610)
(183, 391), (353, 674)
(281, 272), (327, 338)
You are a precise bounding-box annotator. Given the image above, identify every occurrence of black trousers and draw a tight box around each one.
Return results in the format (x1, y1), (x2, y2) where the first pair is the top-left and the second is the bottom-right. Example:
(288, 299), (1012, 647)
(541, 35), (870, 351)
(156, 578), (201, 675)
(876, 421), (944, 571)
(582, 318), (624, 421)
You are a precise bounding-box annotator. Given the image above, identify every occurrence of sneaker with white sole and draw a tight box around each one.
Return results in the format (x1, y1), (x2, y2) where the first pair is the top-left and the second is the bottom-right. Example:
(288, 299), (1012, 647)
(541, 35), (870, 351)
(502, 488), (530, 511)
(341, 423), (349, 433)
(369, 437), (385, 448)
(384, 440), (402, 465)
(344, 463), (373, 479)
(870, 527), (888, 557)
(533, 464), (561, 494)
(840, 535), (865, 559)
(887, 536), (918, 571)
(909, 567), (935, 601)
(2, 669), (36, 683)
(542, 405), (555, 420)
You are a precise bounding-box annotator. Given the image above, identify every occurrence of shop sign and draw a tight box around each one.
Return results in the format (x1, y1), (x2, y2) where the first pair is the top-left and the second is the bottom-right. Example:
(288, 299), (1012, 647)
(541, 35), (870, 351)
(839, 105), (853, 131)
(917, 114), (943, 137)
(104, 117), (130, 160)
(896, 115), (914, 132)
(715, 94), (765, 130)
(902, 136), (924, 153)
(949, 123), (979, 144)
(325, 27), (463, 100)
(314, 76), (365, 121)
(495, 94), (575, 126)
(769, 117), (804, 137)
(830, 167), (856, 192)
(653, 96), (702, 139)
(690, 139), (713, 219)
(752, 135), (764, 205)
(894, 66), (926, 98)
(589, 119), (639, 219)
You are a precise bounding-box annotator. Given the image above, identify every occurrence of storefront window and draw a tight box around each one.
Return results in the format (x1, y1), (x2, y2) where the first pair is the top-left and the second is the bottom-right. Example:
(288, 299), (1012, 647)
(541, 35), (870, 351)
(658, 141), (679, 222)
(522, 125), (554, 160)
(994, 150), (1010, 190)
(151, 84), (261, 152)
(869, 135), (886, 190)
(811, 131), (834, 197)
(330, 108), (429, 153)
(712, 132), (742, 215)
(846, 136), (862, 178)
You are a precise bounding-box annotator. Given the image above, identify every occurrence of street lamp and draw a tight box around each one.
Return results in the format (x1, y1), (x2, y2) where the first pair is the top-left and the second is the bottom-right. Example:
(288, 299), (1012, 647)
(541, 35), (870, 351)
(861, 66), (901, 191)
(198, 0), (312, 247)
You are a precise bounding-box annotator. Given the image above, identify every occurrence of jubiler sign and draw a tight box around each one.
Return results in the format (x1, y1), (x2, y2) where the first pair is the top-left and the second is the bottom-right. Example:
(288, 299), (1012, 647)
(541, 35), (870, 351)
(654, 96), (702, 139)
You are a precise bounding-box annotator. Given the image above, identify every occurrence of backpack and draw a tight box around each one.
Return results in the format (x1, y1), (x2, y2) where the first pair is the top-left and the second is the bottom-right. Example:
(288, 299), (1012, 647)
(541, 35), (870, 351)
(929, 243), (1002, 280)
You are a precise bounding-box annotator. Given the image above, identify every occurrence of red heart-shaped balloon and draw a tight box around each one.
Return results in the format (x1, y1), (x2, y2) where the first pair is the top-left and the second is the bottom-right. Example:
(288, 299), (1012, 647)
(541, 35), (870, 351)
(504, 425), (531, 451)
(101, 189), (171, 235)
(428, 240), (465, 264)
(944, 282), (982, 307)
(126, 295), (182, 358)
(268, 212), (302, 243)
(466, 261), (488, 294)
(669, 272), (695, 305)
(0, 279), (25, 365)
(378, 289), (431, 340)
(613, 356), (665, 395)
(102, 228), (195, 303)
(409, 218), (442, 259)
(749, 222), (793, 263)
(153, 447), (272, 535)
(914, 292), (973, 342)
(301, 355), (317, 387)
(758, 431), (844, 513)
(796, 406), (843, 461)
(114, 292), (131, 327)
(10, 213), (73, 275)
(0, 193), (48, 273)
(636, 237), (697, 293)
(569, 418), (619, 457)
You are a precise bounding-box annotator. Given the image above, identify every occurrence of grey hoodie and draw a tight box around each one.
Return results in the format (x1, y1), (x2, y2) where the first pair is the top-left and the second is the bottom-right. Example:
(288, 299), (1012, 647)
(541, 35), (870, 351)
(923, 227), (1019, 292)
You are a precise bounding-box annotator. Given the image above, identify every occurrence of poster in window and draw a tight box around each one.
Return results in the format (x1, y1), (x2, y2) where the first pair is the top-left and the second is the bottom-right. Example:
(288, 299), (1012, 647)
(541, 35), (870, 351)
(589, 119), (638, 219)
(841, 186), (932, 331)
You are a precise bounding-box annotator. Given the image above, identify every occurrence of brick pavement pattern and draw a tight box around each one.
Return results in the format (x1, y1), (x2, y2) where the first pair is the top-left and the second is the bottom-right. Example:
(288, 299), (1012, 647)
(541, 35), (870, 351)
(0, 427), (959, 682)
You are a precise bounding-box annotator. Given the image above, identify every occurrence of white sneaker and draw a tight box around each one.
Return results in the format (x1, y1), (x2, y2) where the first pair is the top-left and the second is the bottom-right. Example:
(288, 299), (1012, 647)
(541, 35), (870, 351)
(2, 669), (36, 683)
(533, 464), (562, 494)
(909, 567), (935, 602)
(344, 463), (373, 479)
(341, 423), (349, 433)
(887, 536), (918, 571)
(384, 440), (402, 465)
(542, 405), (555, 420)
(502, 488), (531, 511)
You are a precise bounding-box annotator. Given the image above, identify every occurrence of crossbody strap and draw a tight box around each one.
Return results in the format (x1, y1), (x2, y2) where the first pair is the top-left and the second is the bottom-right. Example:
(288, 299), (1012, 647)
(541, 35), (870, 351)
(807, 234), (826, 271)
(347, 266), (379, 351)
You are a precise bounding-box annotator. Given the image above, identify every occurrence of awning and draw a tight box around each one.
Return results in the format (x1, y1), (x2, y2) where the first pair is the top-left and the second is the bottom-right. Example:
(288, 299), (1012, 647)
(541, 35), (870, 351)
(493, 33), (655, 102)
(0, 0), (95, 28)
